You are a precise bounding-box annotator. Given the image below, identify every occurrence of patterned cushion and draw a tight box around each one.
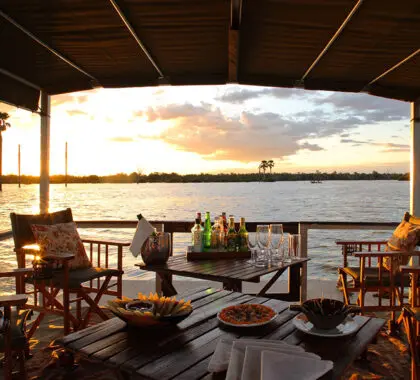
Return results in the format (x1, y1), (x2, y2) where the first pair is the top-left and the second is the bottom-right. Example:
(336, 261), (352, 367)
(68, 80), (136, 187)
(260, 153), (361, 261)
(30, 222), (91, 269)
(384, 220), (420, 272)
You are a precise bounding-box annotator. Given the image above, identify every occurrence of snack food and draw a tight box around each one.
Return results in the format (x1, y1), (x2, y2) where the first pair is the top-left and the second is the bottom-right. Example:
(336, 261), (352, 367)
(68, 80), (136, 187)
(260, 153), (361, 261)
(107, 292), (193, 326)
(218, 304), (276, 325)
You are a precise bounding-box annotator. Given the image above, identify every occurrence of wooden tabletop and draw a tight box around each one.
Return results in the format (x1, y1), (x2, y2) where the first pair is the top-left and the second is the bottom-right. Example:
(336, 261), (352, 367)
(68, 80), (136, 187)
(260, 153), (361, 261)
(137, 256), (309, 283)
(58, 287), (384, 380)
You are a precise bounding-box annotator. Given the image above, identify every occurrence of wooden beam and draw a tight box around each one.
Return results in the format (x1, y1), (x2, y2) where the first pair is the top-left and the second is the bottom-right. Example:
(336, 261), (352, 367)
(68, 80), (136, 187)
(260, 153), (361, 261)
(228, 29), (239, 83)
(0, 11), (100, 87)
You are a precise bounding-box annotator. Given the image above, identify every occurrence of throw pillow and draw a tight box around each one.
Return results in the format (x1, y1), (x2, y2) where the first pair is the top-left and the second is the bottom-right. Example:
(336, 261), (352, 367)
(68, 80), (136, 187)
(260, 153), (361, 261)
(383, 220), (420, 272)
(31, 222), (91, 269)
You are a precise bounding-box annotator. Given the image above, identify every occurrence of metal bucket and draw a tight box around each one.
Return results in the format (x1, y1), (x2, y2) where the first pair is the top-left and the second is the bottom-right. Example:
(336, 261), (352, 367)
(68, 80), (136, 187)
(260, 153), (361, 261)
(141, 232), (171, 265)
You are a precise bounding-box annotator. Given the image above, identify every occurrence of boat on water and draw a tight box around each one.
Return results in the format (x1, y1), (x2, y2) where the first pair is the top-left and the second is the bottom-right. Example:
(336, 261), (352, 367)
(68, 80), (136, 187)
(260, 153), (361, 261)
(311, 180), (322, 184)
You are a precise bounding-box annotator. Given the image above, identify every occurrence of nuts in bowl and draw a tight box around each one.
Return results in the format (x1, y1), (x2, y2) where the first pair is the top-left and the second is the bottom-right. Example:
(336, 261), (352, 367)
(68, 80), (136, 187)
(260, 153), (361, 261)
(107, 292), (193, 327)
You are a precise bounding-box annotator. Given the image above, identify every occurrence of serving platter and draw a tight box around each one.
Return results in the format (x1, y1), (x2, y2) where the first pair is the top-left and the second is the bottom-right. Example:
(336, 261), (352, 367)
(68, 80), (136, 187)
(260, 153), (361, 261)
(293, 313), (359, 337)
(217, 304), (277, 327)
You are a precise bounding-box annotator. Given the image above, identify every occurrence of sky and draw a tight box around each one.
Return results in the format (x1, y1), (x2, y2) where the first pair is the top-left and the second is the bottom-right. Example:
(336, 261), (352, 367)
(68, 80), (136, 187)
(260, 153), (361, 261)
(0, 84), (411, 176)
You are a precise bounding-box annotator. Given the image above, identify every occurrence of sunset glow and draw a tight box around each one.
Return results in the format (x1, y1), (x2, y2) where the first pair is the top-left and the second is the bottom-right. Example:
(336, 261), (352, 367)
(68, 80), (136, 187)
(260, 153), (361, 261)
(0, 85), (410, 176)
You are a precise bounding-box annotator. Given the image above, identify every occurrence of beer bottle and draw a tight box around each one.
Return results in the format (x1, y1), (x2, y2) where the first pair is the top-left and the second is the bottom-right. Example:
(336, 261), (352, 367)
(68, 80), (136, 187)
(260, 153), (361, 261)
(238, 217), (249, 252)
(203, 211), (212, 250)
(227, 216), (237, 252)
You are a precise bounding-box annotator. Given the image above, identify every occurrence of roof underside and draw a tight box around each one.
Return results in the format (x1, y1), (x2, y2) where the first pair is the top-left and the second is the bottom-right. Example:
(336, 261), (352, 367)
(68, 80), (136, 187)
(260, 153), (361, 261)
(0, 0), (419, 111)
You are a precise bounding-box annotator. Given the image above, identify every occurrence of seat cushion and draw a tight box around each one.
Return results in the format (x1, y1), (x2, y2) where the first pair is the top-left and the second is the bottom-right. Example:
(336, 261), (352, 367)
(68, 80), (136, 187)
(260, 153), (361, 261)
(27, 267), (122, 289)
(31, 222), (91, 269)
(340, 266), (414, 287)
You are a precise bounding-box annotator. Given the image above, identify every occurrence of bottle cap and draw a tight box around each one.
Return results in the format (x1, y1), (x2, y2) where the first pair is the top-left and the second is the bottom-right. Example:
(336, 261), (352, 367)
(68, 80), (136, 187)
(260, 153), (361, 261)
(240, 217), (245, 223)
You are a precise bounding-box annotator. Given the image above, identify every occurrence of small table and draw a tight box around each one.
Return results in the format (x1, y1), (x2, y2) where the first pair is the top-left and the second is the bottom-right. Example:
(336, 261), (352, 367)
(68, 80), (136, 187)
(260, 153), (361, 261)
(58, 287), (385, 380)
(137, 256), (309, 302)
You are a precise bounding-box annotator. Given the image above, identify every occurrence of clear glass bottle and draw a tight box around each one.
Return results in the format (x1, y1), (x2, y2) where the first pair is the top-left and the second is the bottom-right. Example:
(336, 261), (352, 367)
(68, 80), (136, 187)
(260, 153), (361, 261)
(191, 218), (203, 252)
(221, 212), (228, 248)
(211, 217), (221, 249)
(238, 217), (249, 252)
(203, 211), (212, 250)
(227, 216), (237, 252)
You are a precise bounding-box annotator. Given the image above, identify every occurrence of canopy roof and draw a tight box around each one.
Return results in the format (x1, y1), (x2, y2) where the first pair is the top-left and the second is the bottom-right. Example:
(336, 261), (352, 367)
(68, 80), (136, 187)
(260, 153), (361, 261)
(0, 0), (419, 111)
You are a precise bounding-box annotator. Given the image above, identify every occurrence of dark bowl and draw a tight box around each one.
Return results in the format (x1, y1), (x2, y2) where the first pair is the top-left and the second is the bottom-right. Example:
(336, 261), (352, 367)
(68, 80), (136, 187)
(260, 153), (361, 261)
(107, 299), (193, 328)
(289, 298), (360, 330)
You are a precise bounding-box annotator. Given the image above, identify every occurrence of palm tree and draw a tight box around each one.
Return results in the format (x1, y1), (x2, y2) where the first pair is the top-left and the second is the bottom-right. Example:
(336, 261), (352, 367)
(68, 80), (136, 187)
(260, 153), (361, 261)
(0, 112), (11, 192)
(259, 160), (268, 180)
(267, 160), (274, 174)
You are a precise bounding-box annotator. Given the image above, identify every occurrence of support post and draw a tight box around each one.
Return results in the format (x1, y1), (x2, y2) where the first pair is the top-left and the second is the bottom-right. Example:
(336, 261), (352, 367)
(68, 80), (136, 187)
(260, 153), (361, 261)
(40, 92), (50, 214)
(411, 100), (420, 215)
(18, 144), (21, 188)
(410, 100), (420, 269)
(298, 223), (308, 301)
(65, 141), (68, 188)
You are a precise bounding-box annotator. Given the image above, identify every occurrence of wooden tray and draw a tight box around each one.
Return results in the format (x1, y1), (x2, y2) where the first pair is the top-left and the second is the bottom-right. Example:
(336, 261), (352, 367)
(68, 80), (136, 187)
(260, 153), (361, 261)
(186, 246), (251, 260)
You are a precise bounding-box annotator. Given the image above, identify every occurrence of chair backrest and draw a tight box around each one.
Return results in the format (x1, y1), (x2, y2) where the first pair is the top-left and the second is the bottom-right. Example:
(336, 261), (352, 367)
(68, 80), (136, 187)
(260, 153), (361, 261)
(10, 208), (74, 249)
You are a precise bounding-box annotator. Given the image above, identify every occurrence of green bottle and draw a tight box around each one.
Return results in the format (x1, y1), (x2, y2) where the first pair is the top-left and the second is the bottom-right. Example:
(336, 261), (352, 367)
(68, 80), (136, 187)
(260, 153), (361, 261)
(203, 211), (212, 250)
(238, 217), (249, 252)
(227, 216), (237, 252)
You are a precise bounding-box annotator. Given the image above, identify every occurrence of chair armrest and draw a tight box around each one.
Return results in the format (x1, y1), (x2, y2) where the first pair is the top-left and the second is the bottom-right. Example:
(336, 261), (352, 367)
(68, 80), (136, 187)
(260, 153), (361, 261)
(353, 251), (420, 258)
(0, 295), (28, 308)
(0, 268), (33, 278)
(81, 237), (131, 247)
(336, 240), (388, 245)
(43, 253), (75, 261)
(400, 265), (420, 274)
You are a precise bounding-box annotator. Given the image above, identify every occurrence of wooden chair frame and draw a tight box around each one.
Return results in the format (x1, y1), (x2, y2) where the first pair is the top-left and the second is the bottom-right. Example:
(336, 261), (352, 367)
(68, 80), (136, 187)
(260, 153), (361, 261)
(401, 265), (420, 380)
(0, 294), (29, 380)
(10, 209), (129, 335)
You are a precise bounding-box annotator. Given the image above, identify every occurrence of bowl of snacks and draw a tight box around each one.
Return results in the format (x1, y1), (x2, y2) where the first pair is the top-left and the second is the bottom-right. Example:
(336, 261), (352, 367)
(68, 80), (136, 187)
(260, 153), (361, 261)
(107, 292), (193, 327)
(289, 298), (360, 330)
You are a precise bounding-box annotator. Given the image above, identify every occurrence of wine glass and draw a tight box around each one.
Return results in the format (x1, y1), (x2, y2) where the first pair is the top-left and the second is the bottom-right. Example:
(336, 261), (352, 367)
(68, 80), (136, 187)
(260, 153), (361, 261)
(256, 225), (270, 268)
(269, 224), (284, 265)
(247, 232), (258, 265)
(288, 234), (301, 262)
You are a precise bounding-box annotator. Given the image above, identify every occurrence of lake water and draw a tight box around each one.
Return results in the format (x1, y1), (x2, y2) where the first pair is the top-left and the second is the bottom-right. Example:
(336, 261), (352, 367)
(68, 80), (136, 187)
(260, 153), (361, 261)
(0, 181), (409, 293)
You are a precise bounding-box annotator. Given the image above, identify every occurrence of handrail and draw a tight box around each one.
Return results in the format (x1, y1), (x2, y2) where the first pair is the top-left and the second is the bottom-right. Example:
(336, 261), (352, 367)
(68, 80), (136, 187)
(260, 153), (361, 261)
(0, 220), (399, 302)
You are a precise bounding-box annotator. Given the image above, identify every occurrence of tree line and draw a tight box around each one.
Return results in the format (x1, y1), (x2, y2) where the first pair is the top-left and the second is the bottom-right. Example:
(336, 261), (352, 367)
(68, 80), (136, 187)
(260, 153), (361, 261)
(0, 171), (409, 184)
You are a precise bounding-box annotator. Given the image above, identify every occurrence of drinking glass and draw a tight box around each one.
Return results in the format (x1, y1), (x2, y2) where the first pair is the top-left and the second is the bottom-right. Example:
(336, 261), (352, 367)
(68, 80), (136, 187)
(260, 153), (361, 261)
(256, 225), (270, 268)
(247, 232), (258, 265)
(288, 234), (301, 262)
(269, 224), (284, 265)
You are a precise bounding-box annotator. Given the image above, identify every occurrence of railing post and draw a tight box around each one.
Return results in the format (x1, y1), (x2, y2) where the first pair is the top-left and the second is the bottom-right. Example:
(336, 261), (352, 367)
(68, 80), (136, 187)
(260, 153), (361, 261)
(298, 222), (308, 301)
(40, 91), (50, 214)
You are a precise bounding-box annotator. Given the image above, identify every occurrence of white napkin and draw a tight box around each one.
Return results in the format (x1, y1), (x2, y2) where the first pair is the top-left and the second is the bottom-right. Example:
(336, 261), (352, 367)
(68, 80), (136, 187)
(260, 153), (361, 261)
(129, 214), (155, 257)
(226, 340), (305, 380)
(261, 350), (333, 380)
(241, 345), (320, 380)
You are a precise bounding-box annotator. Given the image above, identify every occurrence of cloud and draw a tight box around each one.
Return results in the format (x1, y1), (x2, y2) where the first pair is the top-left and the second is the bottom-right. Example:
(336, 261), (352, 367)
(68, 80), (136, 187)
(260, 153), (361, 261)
(340, 138), (410, 152)
(52, 94), (75, 106)
(66, 109), (88, 117)
(299, 142), (324, 151)
(313, 93), (409, 123)
(215, 86), (304, 104)
(138, 103), (331, 161)
(109, 136), (135, 142)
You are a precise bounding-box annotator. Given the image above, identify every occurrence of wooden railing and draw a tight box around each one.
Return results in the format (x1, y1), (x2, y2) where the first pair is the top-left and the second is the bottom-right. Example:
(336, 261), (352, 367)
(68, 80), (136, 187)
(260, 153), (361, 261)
(0, 220), (400, 301)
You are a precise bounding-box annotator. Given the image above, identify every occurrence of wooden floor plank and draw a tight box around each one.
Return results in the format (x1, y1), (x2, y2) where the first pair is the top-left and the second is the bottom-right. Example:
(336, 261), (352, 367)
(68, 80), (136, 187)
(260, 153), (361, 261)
(60, 318), (125, 346)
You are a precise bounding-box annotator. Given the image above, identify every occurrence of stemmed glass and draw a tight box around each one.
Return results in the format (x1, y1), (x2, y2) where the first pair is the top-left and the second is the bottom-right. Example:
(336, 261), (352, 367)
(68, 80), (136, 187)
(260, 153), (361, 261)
(269, 224), (284, 265)
(256, 225), (270, 268)
(288, 234), (301, 262)
(247, 232), (258, 265)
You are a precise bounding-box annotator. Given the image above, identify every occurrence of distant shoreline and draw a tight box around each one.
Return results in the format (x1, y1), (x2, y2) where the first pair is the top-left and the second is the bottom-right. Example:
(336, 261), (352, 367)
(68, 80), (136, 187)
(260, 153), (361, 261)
(0, 171), (409, 184)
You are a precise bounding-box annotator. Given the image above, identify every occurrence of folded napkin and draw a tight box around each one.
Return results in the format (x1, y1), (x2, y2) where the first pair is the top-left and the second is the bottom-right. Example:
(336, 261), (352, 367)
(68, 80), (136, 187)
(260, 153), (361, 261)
(241, 345), (321, 380)
(226, 340), (306, 380)
(261, 350), (333, 380)
(129, 214), (155, 257)
(208, 338), (303, 374)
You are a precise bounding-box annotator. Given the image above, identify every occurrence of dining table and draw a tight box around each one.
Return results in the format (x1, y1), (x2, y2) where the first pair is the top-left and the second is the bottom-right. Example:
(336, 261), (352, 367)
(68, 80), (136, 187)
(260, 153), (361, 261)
(137, 255), (309, 302)
(58, 286), (385, 380)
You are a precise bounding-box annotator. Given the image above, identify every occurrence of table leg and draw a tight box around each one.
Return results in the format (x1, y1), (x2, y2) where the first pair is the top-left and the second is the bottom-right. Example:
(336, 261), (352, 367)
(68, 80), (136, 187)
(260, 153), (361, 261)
(156, 272), (177, 296)
(288, 263), (301, 302)
(257, 268), (287, 297)
(223, 280), (242, 292)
